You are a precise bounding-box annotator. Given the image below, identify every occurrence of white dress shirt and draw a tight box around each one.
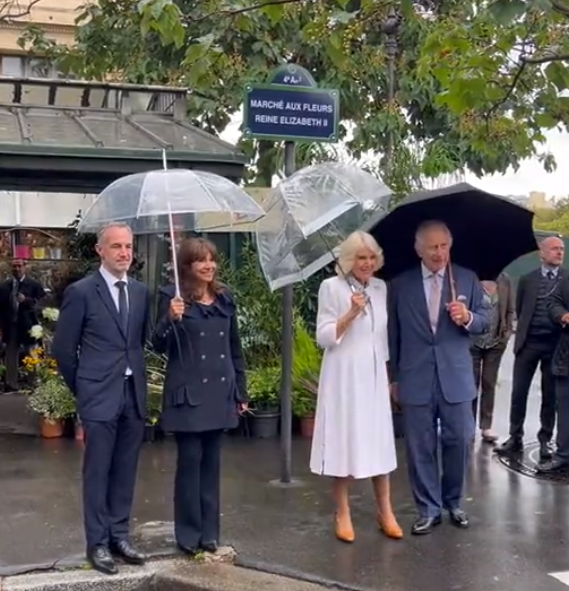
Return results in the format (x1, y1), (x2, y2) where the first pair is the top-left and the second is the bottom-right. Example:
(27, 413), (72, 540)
(99, 265), (132, 376)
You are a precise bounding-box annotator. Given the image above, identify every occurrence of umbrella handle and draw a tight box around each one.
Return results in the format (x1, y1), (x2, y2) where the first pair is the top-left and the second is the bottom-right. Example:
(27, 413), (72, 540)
(447, 262), (457, 301)
(167, 202), (181, 298)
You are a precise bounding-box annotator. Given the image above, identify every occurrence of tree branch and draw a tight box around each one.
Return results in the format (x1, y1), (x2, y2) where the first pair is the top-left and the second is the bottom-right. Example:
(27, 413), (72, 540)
(0, 0), (43, 23)
(521, 52), (569, 65)
(551, 0), (569, 18)
(485, 60), (527, 119)
(185, 0), (304, 23)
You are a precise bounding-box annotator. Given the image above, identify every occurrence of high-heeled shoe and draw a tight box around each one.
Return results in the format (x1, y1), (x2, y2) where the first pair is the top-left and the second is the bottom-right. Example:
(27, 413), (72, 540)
(377, 514), (403, 540)
(335, 513), (355, 543)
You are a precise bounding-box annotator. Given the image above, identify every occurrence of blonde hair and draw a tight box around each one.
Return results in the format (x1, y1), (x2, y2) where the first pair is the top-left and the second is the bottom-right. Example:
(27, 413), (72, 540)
(335, 231), (384, 276)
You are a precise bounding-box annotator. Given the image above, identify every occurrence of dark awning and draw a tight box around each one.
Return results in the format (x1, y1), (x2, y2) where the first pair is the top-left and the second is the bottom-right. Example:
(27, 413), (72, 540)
(0, 77), (247, 192)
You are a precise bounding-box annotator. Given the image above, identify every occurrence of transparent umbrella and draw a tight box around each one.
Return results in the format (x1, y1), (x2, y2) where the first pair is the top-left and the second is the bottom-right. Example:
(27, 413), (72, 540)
(255, 162), (392, 291)
(78, 160), (265, 296)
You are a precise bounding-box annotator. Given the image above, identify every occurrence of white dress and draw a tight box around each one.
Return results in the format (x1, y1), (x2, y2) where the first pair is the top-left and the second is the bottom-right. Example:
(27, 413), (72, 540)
(309, 276), (397, 479)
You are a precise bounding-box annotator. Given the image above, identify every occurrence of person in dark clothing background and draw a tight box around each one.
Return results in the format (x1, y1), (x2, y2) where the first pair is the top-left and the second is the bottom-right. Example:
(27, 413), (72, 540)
(0, 258), (45, 391)
(470, 272), (514, 443)
(537, 274), (569, 473)
(495, 236), (565, 460)
(152, 237), (247, 556)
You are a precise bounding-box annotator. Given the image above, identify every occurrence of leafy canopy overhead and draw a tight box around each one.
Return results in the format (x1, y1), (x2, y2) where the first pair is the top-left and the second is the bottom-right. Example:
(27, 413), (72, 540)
(18, 0), (569, 189)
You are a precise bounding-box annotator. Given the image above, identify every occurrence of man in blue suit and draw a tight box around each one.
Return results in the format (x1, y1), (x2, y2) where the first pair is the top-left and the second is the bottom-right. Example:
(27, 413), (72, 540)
(53, 222), (150, 574)
(388, 220), (488, 536)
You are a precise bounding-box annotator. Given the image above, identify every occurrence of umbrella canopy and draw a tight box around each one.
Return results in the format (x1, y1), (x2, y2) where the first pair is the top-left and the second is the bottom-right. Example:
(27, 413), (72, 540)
(77, 169), (265, 234)
(255, 162), (392, 291)
(370, 183), (538, 281)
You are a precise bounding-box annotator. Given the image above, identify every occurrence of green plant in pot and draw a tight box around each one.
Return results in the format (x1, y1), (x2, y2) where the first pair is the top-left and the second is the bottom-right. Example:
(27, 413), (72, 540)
(292, 319), (321, 438)
(145, 346), (166, 442)
(28, 375), (76, 439)
(246, 364), (281, 438)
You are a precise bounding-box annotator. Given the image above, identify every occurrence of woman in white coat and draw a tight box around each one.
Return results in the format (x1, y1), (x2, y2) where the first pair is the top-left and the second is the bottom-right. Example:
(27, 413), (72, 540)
(310, 230), (402, 543)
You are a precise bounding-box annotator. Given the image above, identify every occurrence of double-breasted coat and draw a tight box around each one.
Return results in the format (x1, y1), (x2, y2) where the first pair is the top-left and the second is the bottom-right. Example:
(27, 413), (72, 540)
(152, 284), (247, 433)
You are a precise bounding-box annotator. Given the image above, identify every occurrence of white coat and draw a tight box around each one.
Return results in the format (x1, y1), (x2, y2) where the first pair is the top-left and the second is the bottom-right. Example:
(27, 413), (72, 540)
(309, 276), (397, 479)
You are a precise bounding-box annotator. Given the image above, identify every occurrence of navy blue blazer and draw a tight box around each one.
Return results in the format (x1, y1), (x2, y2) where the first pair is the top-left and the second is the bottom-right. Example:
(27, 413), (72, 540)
(52, 271), (151, 421)
(152, 283), (247, 433)
(388, 264), (488, 406)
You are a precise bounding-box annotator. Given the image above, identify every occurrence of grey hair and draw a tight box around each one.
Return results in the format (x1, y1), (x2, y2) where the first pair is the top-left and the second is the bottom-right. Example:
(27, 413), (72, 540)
(335, 231), (384, 276)
(415, 220), (453, 249)
(96, 222), (133, 244)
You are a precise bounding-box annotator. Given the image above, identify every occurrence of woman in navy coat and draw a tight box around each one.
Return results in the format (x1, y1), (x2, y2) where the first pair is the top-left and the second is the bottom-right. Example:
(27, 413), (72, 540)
(152, 237), (247, 555)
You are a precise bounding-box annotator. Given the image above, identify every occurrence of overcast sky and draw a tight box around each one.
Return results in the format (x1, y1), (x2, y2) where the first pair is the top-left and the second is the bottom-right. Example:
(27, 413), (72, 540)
(220, 115), (569, 200)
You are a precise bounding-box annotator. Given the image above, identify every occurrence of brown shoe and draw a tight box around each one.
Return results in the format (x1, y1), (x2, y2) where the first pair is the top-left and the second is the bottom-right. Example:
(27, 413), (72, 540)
(378, 514), (404, 540)
(334, 513), (355, 543)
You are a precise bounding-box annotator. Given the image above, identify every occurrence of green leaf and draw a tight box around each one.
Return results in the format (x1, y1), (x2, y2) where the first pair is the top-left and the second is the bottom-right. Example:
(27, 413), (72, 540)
(488, 0), (527, 24)
(535, 112), (558, 129)
(260, 2), (285, 24)
(545, 61), (569, 92)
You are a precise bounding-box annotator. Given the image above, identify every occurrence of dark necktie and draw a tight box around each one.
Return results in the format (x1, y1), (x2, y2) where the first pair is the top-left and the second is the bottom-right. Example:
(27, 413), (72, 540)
(548, 271), (555, 281)
(115, 281), (128, 334)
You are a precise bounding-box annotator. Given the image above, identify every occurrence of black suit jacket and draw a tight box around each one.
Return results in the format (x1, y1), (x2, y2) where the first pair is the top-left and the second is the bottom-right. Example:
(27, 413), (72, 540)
(549, 277), (569, 376)
(52, 270), (151, 422)
(0, 276), (45, 345)
(514, 268), (565, 355)
(152, 283), (246, 433)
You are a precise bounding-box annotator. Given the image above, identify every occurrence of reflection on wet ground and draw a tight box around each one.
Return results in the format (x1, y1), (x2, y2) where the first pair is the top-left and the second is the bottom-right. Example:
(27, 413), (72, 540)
(1, 344), (569, 590)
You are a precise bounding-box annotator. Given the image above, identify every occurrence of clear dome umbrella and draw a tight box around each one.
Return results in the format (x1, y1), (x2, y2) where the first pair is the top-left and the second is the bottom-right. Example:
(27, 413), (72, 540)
(255, 162), (392, 291)
(78, 153), (266, 296)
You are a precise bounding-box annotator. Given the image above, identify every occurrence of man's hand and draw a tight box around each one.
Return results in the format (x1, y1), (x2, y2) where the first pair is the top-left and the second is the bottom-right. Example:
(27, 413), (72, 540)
(561, 312), (569, 326)
(16, 293), (25, 303)
(447, 301), (470, 326)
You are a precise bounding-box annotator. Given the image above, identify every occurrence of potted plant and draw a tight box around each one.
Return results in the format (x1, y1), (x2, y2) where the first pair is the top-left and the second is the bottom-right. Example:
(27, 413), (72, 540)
(145, 347), (166, 442)
(28, 374), (76, 438)
(247, 364), (281, 438)
(145, 383), (164, 442)
(291, 319), (321, 438)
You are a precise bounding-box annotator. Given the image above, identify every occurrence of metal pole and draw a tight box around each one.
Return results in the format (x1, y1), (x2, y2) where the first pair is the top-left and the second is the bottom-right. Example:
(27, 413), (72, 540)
(279, 140), (296, 484)
(382, 6), (401, 167)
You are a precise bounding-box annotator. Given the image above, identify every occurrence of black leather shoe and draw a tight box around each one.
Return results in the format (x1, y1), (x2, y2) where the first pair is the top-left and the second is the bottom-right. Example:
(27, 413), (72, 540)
(200, 540), (218, 553)
(536, 459), (569, 473)
(87, 546), (118, 575)
(110, 540), (146, 565)
(178, 543), (199, 556)
(539, 442), (553, 461)
(411, 515), (442, 535)
(494, 437), (523, 455)
(448, 508), (469, 529)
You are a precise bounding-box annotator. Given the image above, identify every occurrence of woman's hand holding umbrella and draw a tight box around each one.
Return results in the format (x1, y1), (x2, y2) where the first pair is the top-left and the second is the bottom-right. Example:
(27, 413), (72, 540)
(169, 297), (185, 322)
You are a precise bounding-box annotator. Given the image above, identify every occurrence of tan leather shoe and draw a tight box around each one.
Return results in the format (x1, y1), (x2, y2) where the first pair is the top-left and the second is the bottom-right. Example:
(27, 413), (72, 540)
(335, 513), (355, 543)
(378, 514), (404, 540)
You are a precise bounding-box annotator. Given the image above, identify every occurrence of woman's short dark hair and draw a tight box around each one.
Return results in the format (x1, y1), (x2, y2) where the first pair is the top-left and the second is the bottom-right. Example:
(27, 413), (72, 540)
(177, 237), (223, 301)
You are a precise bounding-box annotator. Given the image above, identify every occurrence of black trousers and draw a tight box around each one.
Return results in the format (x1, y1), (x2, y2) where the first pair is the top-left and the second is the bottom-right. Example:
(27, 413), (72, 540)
(82, 378), (144, 551)
(554, 377), (569, 464)
(509, 337), (557, 443)
(174, 430), (223, 548)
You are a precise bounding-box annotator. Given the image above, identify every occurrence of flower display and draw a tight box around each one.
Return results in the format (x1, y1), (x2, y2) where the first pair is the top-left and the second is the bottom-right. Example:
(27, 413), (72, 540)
(42, 307), (60, 322)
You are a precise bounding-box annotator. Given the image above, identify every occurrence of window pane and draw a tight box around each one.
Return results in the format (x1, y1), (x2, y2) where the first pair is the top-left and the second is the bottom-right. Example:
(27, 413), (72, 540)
(27, 58), (51, 78)
(1, 56), (23, 77)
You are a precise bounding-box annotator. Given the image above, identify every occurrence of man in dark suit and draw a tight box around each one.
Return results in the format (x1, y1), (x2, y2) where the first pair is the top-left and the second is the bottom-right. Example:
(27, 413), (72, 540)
(52, 222), (150, 575)
(388, 220), (488, 536)
(537, 275), (569, 473)
(0, 259), (45, 391)
(495, 236), (565, 461)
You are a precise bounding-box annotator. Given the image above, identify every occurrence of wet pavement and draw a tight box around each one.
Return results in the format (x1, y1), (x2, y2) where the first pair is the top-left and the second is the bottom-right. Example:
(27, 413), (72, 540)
(1, 343), (569, 590)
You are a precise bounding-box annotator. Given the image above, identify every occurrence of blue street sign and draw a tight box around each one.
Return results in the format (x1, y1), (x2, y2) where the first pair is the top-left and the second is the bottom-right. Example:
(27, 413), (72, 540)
(243, 84), (339, 143)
